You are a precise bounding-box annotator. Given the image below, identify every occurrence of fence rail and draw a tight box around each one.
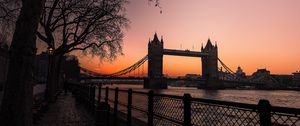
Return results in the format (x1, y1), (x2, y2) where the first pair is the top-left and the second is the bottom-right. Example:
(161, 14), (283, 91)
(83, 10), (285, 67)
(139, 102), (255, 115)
(69, 83), (300, 126)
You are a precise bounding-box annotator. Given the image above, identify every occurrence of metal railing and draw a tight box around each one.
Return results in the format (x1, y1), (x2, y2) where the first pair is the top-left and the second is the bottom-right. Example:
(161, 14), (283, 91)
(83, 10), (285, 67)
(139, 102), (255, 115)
(69, 83), (300, 126)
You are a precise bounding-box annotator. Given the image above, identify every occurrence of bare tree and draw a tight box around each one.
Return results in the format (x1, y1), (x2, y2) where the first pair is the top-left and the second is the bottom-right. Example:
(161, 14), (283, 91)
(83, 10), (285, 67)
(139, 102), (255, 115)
(0, 0), (158, 125)
(37, 0), (129, 101)
(38, 0), (128, 59)
(0, 0), (45, 126)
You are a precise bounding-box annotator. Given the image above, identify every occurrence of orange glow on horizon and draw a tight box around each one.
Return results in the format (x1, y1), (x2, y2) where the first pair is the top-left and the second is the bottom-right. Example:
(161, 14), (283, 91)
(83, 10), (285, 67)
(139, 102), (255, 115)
(78, 0), (300, 76)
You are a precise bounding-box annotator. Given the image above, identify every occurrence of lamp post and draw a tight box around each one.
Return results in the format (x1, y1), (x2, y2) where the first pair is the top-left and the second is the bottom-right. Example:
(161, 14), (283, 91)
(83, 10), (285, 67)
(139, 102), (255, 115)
(45, 47), (54, 102)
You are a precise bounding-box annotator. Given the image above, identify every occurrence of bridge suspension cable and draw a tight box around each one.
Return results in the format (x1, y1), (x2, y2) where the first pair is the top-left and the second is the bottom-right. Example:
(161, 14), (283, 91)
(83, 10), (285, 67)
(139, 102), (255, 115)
(107, 55), (148, 77)
(80, 67), (104, 77)
(218, 58), (235, 74)
(217, 58), (238, 80)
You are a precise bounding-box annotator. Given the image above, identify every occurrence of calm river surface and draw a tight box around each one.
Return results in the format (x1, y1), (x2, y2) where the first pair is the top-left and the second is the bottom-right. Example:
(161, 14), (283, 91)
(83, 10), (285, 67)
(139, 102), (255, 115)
(105, 84), (300, 108)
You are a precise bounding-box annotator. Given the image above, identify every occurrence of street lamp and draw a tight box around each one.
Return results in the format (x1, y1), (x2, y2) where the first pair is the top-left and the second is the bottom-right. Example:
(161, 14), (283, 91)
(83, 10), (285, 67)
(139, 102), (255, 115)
(46, 47), (54, 102)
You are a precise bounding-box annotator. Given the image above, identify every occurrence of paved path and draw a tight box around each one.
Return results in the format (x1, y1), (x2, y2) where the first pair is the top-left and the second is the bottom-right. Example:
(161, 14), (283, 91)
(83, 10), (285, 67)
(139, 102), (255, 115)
(35, 92), (95, 126)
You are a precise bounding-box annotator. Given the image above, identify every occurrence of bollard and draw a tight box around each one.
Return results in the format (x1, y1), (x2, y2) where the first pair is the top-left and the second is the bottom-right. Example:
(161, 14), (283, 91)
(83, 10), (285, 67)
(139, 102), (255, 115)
(95, 102), (110, 126)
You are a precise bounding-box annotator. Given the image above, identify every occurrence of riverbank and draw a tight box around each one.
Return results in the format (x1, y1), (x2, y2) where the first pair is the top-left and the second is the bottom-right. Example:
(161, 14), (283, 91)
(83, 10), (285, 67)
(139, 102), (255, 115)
(104, 84), (300, 108)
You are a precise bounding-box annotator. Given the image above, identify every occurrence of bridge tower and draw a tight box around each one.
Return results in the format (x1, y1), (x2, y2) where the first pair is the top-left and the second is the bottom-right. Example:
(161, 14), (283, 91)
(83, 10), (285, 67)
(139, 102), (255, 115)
(201, 39), (221, 88)
(145, 33), (167, 89)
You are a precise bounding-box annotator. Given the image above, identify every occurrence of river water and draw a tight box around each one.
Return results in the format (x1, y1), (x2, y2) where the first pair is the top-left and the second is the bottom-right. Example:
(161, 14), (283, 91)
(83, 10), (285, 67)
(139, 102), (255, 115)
(105, 84), (300, 108)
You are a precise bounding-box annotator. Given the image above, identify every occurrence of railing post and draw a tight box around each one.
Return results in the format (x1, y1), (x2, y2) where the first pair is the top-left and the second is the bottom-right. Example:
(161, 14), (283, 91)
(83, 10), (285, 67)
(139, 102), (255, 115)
(85, 85), (88, 106)
(127, 89), (132, 126)
(80, 84), (84, 103)
(96, 101), (110, 126)
(91, 85), (96, 113)
(88, 84), (92, 110)
(148, 90), (154, 126)
(85, 85), (88, 104)
(82, 85), (85, 102)
(87, 85), (91, 109)
(258, 99), (271, 126)
(183, 93), (192, 126)
(78, 84), (81, 103)
(113, 87), (119, 126)
(98, 84), (101, 104)
(105, 87), (109, 104)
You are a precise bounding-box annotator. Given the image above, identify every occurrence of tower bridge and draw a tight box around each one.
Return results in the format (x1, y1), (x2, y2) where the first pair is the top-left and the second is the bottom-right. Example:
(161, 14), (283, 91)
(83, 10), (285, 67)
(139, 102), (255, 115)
(147, 33), (219, 89)
(80, 33), (241, 89)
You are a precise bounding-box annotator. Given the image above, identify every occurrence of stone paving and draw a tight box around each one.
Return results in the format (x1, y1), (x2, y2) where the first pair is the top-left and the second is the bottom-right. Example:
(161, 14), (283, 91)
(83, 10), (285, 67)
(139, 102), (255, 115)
(35, 92), (95, 126)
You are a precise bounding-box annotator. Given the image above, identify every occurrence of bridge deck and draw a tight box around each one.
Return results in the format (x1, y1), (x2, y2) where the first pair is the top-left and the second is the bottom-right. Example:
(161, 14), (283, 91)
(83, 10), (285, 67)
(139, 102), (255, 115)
(163, 49), (209, 57)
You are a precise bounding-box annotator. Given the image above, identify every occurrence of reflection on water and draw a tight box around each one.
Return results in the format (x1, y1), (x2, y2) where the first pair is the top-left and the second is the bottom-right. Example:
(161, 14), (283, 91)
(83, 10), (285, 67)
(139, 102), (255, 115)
(202, 90), (219, 99)
(105, 84), (300, 108)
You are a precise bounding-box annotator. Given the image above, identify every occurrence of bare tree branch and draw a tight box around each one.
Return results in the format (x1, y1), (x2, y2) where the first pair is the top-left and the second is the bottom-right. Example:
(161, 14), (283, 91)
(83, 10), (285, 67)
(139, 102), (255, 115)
(37, 0), (129, 61)
(0, 0), (20, 23)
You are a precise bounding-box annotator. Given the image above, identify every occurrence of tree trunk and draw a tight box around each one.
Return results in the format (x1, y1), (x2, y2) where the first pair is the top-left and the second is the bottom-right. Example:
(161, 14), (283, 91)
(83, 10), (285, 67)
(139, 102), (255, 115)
(0, 0), (45, 126)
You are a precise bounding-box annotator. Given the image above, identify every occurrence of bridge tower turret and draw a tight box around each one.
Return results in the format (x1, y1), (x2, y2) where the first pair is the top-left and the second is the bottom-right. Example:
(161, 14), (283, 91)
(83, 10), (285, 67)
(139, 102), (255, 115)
(201, 39), (221, 88)
(145, 33), (167, 89)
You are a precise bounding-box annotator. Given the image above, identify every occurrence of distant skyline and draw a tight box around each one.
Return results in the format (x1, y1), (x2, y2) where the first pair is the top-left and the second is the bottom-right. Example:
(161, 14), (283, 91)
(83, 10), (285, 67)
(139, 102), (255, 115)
(79, 0), (300, 76)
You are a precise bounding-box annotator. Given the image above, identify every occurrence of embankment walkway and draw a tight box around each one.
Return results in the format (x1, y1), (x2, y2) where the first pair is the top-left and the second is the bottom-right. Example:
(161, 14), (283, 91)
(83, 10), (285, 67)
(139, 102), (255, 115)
(34, 92), (95, 126)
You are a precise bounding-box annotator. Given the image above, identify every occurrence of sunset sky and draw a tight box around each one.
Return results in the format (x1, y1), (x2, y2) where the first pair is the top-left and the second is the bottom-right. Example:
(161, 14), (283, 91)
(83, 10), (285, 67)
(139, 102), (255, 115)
(79, 0), (300, 76)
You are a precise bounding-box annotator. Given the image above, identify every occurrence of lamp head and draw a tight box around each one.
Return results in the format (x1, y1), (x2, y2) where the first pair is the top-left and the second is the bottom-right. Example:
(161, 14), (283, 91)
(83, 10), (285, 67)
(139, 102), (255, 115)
(47, 47), (54, 55)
